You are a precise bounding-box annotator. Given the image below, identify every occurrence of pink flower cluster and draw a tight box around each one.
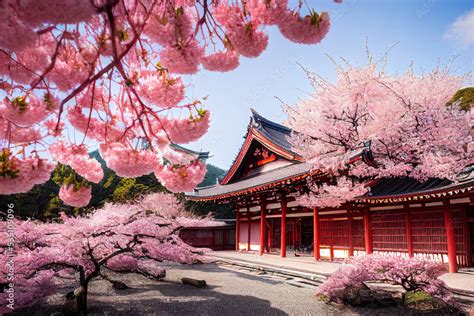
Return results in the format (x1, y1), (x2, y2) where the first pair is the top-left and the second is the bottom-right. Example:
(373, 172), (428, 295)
(67, 106), (124, 142)
(47, 43), (90, 92)
(99, 142), (161, 178)
(246, 0), (288, 25)
(0, 94), (57, 128)
(0, 120), (42, 144)
(278, 11), (330, 44)
(162, 110), (211, 144)
(297, 176), (368, 208)
(155, 160), (206, 193)
(137, 72), (185, 108)
(49, 141), (104, 183)
(214, 4), (268, 58)
(58, 184), (92, 208)
(202, 50), (240, 72)
(144, 5), (194, 46)
(0, 156), (55, 195)
(159, 42), (204, 74)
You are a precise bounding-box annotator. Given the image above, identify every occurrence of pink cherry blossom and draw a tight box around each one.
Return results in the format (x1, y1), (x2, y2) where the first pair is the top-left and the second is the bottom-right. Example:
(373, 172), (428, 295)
(155, 160), (206, 193)
(0, 93), (57, 127)
(58, 184), (92, 208)
(49, 141), (104, 183)
(159, 40), (204, 74)
(0, 155), (56, 195)
(15, 0), (96, 27)
(144, 6), (194, 46)
(286, 60), (472, 208)
(214, 3), (269, 58)
(246, 0), (288, 25)
(47, 44), (90, 92)
(137, 71), (185, 108)
(161, 110), (210, 144)
(202, 50), (240, 72)
(67, 106), (125, 142)
(99, 142), (161, 178)
(278, 11), (330, 44)
(316, 254), (453, 305)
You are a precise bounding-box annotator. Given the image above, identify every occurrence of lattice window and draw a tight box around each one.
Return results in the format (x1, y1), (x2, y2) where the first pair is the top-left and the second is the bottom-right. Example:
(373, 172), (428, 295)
(351, 218), (365, 249)
(372, 211), (407, 252)
(320, 219), (350, 247)
(411, 210), (447, 253)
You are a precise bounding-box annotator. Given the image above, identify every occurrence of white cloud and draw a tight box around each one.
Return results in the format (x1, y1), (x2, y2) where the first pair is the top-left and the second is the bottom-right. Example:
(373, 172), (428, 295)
(444, 9), (474, 47)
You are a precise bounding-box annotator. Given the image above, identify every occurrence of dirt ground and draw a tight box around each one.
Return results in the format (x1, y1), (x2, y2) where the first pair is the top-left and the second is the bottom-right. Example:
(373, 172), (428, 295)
(14, 263), (460, 316)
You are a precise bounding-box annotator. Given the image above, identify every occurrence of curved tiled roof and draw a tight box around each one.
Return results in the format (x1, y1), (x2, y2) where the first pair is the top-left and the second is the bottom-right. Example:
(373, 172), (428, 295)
(250, 109), (299, 157)
(187, 162), (313, 201)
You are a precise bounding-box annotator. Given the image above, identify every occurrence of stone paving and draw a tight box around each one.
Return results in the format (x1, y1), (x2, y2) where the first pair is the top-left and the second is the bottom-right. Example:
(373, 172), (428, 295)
(211, 250), (474, 297)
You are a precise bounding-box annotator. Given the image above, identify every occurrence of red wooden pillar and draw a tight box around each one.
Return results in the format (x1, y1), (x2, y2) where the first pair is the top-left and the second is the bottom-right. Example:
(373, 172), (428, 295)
(405, 207), (413, 258)
(313, 207), (320, 260)
(259, 201), (266, 256)
(281, 196), (287, 258)
(444, 208), (458, 273)
(235, 210), (240, 251)
(348, 212), (354, 257)
(364, 211), (373, 254)
(247, 210), (251, 251)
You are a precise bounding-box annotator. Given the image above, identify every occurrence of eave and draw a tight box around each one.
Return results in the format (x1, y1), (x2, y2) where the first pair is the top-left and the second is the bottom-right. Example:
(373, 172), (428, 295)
(187, 167), (319, 202)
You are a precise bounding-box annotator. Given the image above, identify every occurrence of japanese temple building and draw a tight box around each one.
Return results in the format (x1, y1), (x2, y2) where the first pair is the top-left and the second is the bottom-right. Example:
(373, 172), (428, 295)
(186, 110), (474, 273)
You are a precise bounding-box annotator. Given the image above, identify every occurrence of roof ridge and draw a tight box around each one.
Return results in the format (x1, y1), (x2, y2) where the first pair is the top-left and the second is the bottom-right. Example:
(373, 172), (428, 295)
(250, 108), (291, 133)
(170, 143), (210, 160)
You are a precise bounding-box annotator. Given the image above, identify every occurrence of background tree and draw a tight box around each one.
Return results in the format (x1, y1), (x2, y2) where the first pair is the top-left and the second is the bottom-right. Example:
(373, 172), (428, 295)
(285, 60), (472, 208)
(448, 87), (474, 111)
(0, 149), (228, 219)
(0, 192), (222, 315)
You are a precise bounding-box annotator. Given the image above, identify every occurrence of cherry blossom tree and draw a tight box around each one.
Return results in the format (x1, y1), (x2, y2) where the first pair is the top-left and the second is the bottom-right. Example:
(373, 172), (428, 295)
(0, 0), (341, 207)
(286, 60), (473, 208)
(0, 192), (222, 315)
(315, 254), (453, 306)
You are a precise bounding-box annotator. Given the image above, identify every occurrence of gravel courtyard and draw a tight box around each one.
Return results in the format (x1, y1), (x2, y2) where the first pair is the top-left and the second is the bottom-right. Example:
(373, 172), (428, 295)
(18, 263), (422, 316)
(15, 264), (353, 315)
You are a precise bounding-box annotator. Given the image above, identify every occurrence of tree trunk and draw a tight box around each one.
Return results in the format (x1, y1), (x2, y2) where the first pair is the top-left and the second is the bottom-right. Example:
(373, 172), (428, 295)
(76, 268), (89, 315)
(75, 284), (88, 315)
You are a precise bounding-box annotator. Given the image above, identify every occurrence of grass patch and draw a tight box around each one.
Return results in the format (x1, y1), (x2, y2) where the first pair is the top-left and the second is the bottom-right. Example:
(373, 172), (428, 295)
(405, 291), (432, 305)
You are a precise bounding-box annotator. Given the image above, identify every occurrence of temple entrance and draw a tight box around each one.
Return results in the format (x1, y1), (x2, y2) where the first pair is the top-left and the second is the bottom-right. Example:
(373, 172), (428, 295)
(468, 221), (474, 266)
(467, 207), (474, 267)
(267, 217), (313, 255)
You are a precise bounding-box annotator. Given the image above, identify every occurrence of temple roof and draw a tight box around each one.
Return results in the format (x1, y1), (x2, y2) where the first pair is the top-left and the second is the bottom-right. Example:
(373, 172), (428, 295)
(249, 109), (297, 157)
(219, 109), (302, 185)
(359, 164), (474, 203)
(187, 162), (315, 201)
(170, 143), (210, 161)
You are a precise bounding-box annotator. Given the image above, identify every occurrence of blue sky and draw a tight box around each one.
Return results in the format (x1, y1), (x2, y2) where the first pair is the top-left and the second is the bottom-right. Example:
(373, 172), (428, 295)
(187, 0), (474, 170)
